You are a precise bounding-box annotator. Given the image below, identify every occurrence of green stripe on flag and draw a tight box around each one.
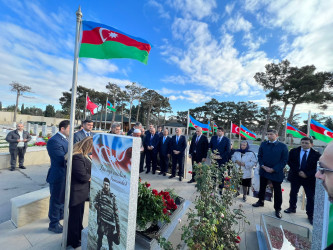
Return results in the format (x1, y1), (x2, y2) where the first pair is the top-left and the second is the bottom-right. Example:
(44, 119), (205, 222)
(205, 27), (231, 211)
(79, 41), (149, 64)
(107, 106), (116, 112)
(310, 130), (333, 143)
(240, 131), (256, 140)
(286, 129), (305, 139)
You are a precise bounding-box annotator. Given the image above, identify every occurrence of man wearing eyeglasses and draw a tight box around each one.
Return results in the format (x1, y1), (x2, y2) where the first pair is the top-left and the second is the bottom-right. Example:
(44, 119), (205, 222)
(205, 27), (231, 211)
(316, 142), (333, 203)
(284, 137), (321, 225)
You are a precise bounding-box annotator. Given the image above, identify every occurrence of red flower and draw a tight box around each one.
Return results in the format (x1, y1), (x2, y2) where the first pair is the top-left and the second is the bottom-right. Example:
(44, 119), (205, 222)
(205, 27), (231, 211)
(163, 208), (168, 214)
(145, 183), (151, 188)
(235, 236), (241, 243)
(225, 176), (231, 181)
(188, 171), (193, 174)
(152, 189), (158, 195)
(282, 189), (284, 192)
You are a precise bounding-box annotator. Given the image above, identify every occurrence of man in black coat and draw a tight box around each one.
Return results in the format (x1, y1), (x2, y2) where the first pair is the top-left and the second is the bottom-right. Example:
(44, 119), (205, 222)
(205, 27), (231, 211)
(144, 127), (160, 174)
(252, 129), (288, 219)
(158, 128), (171, 176)
(169, 128), (187, 181)
(209, 127), (231, 167)
(284, 137), (321, 224)
(73, 119), (94, 144)
(188, 127), (208, 183)
(5, 123), (31, 171)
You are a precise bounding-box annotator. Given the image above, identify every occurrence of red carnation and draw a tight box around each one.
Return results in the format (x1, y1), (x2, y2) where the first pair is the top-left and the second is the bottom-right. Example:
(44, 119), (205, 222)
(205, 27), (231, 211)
(163, 208), (168, 214)
(235, 236), (241, 243)
(188, 171), (193, 174)
(152, 189), (158, 195)
(145, 183), (151, 188)
(282, 189), (284, 192)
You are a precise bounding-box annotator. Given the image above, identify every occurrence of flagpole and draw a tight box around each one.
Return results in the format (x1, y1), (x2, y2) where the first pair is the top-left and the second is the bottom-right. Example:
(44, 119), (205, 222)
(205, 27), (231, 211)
(307, 110), (311, 137)
(284, 120), (287, 143)
(239, 121), (242, 146)
(230, 121), (232, 140)
(104, 97), (108, 131)
(185, 110), (189, 180)
(85, 92), (88, 119)
(61, 6), (82, 250)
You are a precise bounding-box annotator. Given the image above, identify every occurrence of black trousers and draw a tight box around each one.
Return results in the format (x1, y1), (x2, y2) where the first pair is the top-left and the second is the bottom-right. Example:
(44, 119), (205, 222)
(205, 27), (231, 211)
(10, 147), (26, 169)
(258, 176), (282, 211)
(146, 150), (157, 173)
(160, 154), (169, 173)
(289, 178), (315, 218)
(67, 202), (85, 247)
(172, 154), (184, 177)
(191, 153), (203, 180)
(139, 152), (145, 172)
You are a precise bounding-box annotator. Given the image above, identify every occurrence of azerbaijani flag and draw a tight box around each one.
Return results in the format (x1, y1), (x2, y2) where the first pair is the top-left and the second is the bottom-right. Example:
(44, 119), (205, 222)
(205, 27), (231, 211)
(310, 119), (333, 143)
(189, 115), (210, 133)
(286, 123), (307, 138)
(106, 100), (116, 112)
(79, 21), (151, 64)
(240, 125), (256, 140)
(212, 122), (218, 131)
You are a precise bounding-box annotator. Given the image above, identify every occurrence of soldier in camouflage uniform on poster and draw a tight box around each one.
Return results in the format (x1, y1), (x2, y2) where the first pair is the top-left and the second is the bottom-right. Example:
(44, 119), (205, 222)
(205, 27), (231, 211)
(94, 177), (120, 250)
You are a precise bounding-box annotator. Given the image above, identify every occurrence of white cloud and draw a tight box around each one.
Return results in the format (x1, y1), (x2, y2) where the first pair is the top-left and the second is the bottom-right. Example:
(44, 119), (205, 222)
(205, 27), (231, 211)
(147, 0), (171, 19)
(82, 59), (118, 75)
(166, 0), (217, 20)
(225, 3), (236, 15)
(168, 90), (211, 104)
(225, 14), (253, 33)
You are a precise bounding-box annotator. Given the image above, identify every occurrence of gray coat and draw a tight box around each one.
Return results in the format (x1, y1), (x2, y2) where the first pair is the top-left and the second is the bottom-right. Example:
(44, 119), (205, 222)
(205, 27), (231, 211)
(73, 130), (94, 144)
(5, 130), (32, 150)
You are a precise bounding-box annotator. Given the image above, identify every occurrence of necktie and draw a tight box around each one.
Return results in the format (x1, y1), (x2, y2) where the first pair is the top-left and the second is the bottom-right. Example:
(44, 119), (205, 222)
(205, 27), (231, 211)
(86, 132), (90, 137)
(218, 137), (221, 143)
(300, 151), (308, 170)
(176, 136), (179, 144)
(196, 136), (199, 144)
(163, 137), (166, 144)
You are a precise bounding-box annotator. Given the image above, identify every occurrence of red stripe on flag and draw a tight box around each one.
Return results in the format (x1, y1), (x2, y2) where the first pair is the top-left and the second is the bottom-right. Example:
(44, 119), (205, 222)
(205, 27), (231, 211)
(240, 128), (256, 138)
(82, 28), (151, 52)
(311, 124), (333, 138)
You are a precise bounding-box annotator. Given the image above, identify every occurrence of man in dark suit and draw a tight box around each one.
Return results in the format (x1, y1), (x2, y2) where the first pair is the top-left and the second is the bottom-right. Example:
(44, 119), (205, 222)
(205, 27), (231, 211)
(170, 128), (187, 181)
(209, 127), (231, 167)
(5, 123), (31, 171)
(127, 122), (142, 136)
(188, 127), (208, 183)
(145, 124), (154, 136)
(73, 119), (94, 144)
(158, 128), (171, 176)
(144, 127), (160, 174)
(46, 120), (70, 233)
(157, 126), (163, 137)
(252, 129), (288, 219)
(284, 137), (321, 224)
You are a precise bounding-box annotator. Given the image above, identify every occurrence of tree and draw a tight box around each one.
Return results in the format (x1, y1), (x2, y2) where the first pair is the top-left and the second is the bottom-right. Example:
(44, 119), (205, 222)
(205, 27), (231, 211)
(325, 117), (333, 131)
(10, 82), (32, 122)
(135, 85), (147, 122)
(21, 103), (25, 114)
(117, 90), (130, 129)
(6, 104), (18, 112)
(141, 90), (162, 128)
(125, 82), (147, 123)
(254, 60), (290, 140)
(0, 101), (2, 110)
(44, 104), (56, 117)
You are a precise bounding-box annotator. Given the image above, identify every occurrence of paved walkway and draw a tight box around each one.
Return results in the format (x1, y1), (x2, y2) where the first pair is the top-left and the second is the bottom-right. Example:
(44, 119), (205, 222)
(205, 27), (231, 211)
(0, 161), (313, 249)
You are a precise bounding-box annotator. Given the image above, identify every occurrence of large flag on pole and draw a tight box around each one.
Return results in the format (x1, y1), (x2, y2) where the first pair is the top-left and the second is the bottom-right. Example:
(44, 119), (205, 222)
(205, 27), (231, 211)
(231, 123), (240, 135)
(86, 96), (98, 115)
(310, 119), (333, 143)
(240, 125), (257, 140)
(189, 115), (210, 133)
(106, 100), (116, 112)
(79, 21), (151, 64)
(286, 123), (307, 138)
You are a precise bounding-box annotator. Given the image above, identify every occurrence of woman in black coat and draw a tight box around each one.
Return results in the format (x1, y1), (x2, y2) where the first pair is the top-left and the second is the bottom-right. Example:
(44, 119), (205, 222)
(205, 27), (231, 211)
(66, 137), (92, 248)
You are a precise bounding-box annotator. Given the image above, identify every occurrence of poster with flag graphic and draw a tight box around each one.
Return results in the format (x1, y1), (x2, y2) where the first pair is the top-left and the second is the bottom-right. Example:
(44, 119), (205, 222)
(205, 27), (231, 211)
(88, 133), (140, 249)
(86, 96), (98, 115)
(310, 119), (333, 143)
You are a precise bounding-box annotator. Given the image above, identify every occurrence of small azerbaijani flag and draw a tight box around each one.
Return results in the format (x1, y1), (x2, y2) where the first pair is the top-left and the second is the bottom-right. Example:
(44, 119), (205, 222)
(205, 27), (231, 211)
(106, 100), (116, 112)
(310, 119), (333, 143)
(189, 115), (211, 133)
(240, 125), (257, 140)
(79, 21), (151, 64)
(286, 123), (307, 138)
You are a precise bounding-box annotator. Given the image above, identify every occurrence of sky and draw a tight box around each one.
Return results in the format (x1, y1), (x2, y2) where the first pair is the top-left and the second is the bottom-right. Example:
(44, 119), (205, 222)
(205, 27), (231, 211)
(0, 0), (332, 120)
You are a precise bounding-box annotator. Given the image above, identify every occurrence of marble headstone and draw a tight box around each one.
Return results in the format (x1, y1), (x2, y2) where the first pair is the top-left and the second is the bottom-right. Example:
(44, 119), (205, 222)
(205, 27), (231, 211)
(42, 125), (47, 137)
(33, 124), (38, 136)
(27, 123), (31, 134)
(51, 126), (57, 136)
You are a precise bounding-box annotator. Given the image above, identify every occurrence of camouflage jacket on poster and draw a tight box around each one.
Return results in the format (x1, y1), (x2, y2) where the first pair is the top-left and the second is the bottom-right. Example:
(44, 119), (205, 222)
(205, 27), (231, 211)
(94, 190), (119, 228)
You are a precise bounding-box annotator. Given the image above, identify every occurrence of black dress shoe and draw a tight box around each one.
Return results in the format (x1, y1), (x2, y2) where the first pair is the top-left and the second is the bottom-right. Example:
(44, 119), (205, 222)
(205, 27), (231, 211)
(284, 208), (296, 213)
(10, 168), (15, 171)
(152, 171), (156, 175)
(19, 166), (26, 169)
(158, 172), (163, 175)
(145, 171), (150, 174)
(48, 224), (63, 234)
(252, 201), (264, 207)
(139, 170), (144, 173)
(179, 176), (182, 181)
(275, 210), (282, 219)
(187, 179), (195, 184)
(168, 175), (175, 179)
(308, 217), (313, 225)
(163, 173), (166, 176)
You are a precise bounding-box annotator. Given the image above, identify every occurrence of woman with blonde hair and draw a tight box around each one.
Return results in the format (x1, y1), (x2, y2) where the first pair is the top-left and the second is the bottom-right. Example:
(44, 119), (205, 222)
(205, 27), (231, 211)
(66, 136), (92, 248)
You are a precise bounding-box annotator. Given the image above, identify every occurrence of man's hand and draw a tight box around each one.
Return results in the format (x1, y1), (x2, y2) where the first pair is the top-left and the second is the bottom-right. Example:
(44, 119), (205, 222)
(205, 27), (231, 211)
(23, 139), (28, 142)
(17, 139), (21, 142)
(262, 166), (274, 173)
(167, 154), (170, 158)
(299, 171), (307, 178)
